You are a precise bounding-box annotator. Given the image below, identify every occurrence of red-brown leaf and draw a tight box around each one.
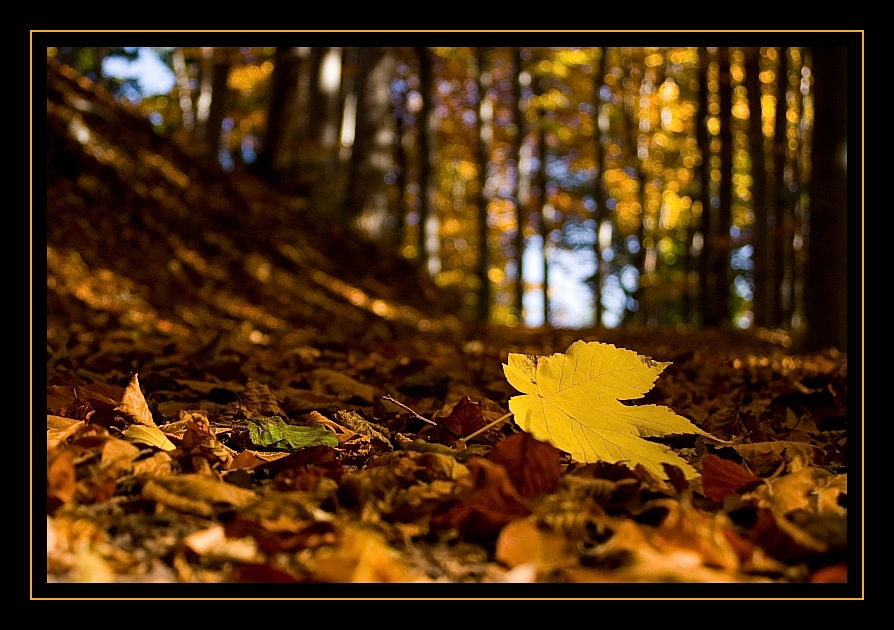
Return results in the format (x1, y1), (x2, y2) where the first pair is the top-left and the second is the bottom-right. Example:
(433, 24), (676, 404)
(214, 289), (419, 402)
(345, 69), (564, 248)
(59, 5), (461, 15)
(701, 454), (762, 501)
(430, 457), (531, 538)
(444, 396), (487, 434)
(488, 432), (561, 498)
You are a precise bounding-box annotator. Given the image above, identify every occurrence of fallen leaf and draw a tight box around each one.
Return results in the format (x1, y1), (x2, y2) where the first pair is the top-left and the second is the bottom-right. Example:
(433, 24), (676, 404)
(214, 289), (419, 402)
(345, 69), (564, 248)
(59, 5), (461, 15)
(123, 424), (177, 451)
(311, 525), (428, 582)
(433, 396), (488, 442)
(504, 341), (716, 480)
(240, 379), (286, 417)
(495, 517), (577, 573)
(732, 441), (824, 470)
(47, 415), (85, 450)
(247, 416), (339, 450)
(488, 433), (561, 498)
(114, 373), (156, 426)
(100, 437), (142, 474)
(311, 368), (377, 403)
(141, 473), (258, 517)
(701, 454), (762, 501)
(430, 457), (532, 539)
(47, 447), (76, 512)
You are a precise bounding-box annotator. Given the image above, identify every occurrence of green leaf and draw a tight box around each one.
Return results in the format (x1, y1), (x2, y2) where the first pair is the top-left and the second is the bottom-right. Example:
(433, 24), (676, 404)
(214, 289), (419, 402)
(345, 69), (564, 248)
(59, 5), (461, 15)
(247, 415), (338, 450)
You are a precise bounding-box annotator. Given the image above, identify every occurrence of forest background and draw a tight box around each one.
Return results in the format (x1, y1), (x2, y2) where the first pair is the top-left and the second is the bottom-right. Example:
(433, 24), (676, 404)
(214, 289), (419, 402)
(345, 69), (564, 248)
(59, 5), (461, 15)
(41, 35), (858, 353)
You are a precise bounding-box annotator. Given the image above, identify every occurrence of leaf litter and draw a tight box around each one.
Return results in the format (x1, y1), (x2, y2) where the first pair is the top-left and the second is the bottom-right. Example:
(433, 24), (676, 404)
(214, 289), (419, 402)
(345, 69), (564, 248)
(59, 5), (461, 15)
(45, 331), (851, 586)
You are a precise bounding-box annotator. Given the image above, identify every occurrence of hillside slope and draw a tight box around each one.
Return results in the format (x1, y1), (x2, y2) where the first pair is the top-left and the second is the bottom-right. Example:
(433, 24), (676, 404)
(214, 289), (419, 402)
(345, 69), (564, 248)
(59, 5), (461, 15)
(46, 57), (465, 364)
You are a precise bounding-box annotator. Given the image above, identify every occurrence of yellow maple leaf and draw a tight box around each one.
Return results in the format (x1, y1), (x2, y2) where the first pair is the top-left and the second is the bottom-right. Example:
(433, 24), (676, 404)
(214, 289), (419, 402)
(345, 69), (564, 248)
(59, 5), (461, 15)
(503, 340), (715, 480)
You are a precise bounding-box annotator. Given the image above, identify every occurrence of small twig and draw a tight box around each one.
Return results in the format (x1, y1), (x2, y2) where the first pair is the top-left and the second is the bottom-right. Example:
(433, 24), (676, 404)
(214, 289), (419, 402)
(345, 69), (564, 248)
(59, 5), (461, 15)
(381, 395), (462, 439)
(459, 412), (513, 443)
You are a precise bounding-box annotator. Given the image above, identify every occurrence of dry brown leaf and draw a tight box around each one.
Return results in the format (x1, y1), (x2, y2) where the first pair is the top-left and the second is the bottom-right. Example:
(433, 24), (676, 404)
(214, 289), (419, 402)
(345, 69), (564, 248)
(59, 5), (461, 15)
(700, 453), (762, 501)
(432, 396), (488, 442)
(310, 525), (429, 582)
(47, 383), (121, 413)
(308, 410), (356, 443)
(430, 457), (531, 539)
(47, 447), (77, 512)
(131, 451), (174, 476)
(488, 433), (561, 498)
(100, 437), (142, 475)
(47, 415), (85, 450)
(240, 379), (286, 417)
(495, 517), (577, 573)
(141, 473), (258, 517)
(732, 440), (823, 470)
(310, 368), (377, 403)
(115, 373), (156, 426)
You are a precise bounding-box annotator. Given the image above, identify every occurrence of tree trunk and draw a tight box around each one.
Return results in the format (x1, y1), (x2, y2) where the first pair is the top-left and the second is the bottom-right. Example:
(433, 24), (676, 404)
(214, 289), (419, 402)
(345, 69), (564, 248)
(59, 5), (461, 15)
(592, 47), (608, 328)
(512, 47), (527, 322)
(703, 47), (733, 328)
(694, 47), (711, 327)
(343, 47), (397, 241)
(745, 47), (770, 329)
(622, 66), (646, 326)
(475, 47), (492, 322)
(416, 47), (440, 278)
(255, 47), (303, 183)
(203, 50), (232, 156)
(803, 47), (848, 352)
(535, 72), (551, 328)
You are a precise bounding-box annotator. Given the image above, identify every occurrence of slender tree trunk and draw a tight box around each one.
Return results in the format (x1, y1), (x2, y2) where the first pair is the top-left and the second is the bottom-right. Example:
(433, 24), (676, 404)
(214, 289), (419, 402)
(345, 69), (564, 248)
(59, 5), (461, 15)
(343, 47), (396, 240)
(804, 47), (848, 352)
(622, 71), (646, 326)
(416, 47), (440, 278)
(392, 73), (409, 252)
(703, 47), (733, 327)
(203, 50), (232, 156)
(256, 47), (303, 183)
(172, 48), (196, 133)
(475, 47), (492, 322)
(304, 48), (345, 216)
(592, 47), (608, 328)
(534, 70), (551, 329)
(745, 47), (770, 329)
(512, 47), (527, 322)
(694, 47), (711, 327)
(765, 47), (787, 328)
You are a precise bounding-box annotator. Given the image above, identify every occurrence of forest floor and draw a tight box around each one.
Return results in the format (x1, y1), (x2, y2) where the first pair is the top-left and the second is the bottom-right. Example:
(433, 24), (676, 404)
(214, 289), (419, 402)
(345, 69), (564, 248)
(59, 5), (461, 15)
(40, 59), (858, 597)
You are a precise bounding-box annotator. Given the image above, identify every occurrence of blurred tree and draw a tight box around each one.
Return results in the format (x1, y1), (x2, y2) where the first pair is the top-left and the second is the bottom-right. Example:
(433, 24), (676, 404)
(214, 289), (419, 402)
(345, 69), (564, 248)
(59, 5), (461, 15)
(804, 46), (848, 352)
(254, 47), (302, 183)
(591, 47), (608, 327)
(416, 47), (440, 278)
(770, 47), (789, 327)
(746, 47), (771, 329)
(474, 47), (492, 322)
(343, 47), (398, 241)
(512, 47), (527, 322)
(701, 47), (733, 327)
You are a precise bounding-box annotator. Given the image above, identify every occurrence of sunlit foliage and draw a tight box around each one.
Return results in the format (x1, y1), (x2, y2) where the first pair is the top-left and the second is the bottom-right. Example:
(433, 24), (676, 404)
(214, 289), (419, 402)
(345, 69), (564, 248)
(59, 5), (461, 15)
(64, 46), (815, 332)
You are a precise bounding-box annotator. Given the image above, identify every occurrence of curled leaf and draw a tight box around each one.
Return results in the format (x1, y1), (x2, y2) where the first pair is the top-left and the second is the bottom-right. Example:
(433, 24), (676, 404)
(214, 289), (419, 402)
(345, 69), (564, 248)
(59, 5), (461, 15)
(115, 373), (156, 427)
(123, 424), (177, 451)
